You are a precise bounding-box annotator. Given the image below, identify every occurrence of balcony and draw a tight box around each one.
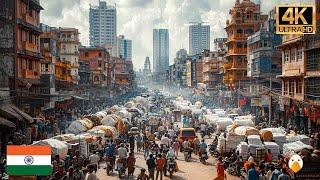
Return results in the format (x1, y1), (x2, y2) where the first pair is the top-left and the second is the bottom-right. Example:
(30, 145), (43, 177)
(22, 41), (39, 53)
(228, 48), (247, 55)
(22, 13), (38, 27)
(22, 69), (39, 79)
(224, 63), (233, 69)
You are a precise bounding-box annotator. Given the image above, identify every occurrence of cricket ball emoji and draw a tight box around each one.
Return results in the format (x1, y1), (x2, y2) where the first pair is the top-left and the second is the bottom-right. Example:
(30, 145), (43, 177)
(289, 154), (303, 173)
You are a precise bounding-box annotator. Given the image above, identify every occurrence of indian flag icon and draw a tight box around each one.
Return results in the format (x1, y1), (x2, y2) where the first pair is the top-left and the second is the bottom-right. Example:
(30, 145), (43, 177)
(7, 145), (52, 176)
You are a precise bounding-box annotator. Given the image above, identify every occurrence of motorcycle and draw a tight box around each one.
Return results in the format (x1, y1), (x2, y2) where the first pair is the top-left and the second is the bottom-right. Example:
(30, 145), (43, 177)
(167, 157), (176, 178)
(184, 148), (192, 162)
(116, 159), (126, 178)
(208, 143), (219, 157)
(199, 151), (208, 164)
(106, 156), (114, 176)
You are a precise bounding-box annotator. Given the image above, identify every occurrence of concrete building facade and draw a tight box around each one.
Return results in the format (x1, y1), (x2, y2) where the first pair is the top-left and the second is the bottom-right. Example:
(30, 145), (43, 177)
(117, 35), (132, 61)
(153, 29), (169, 77)
(89, 1), (117, 47)
(189, 23), (210, 55)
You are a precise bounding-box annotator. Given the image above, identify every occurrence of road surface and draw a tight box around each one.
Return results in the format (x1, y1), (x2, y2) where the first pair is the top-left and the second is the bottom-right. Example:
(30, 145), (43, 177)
(96, 137), (240, 180)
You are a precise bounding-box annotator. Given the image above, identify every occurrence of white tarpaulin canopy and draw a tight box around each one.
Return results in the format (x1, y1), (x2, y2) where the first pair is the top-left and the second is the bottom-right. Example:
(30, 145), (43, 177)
(33, 139), (68, 159)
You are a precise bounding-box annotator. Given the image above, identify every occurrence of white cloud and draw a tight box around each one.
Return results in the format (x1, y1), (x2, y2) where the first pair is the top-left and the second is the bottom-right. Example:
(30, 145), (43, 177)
(40, 0), (314, 69)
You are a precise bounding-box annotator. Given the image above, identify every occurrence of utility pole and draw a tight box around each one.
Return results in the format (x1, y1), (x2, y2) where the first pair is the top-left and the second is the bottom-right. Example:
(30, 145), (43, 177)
(269, 76), (272, 126)
(238, 80), (241, 108)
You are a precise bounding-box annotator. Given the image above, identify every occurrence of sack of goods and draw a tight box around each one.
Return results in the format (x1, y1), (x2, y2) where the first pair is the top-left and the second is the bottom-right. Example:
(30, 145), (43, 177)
(233, 119), (254, 127)
(236, 141), (249, 160)
(260, 130), (273, 142)
(247, 135), (262, 145)
(248, 144), (264, 156)
(217, 133), (236, 153)
(225, 133), (245, 151)
(264, 142), (280, 161)
(283, 141), (313, 156)
(234, 126), (259, 136)
(286, 134), (310, 145)
(216, 118), (233, 131)
(272, 133), (287, 151)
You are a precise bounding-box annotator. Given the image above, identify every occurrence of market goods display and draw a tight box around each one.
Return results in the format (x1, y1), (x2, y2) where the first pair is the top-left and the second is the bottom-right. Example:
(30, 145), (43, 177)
(283, 141), (313, 156)
(233, 119), (254, 127)
(236, 141), (249, 159)
(264, 142), (280, 160)
(273, 133), (287, 150)
(247, 135), (262, 145)
(91, 125), (117, 138)
(101, 115), (117, 126)
(217, 133), (243, 153)
(52, 134), (76, 142)
(67, 118), (93, 134)
(260, 129), (273, 142)
(33, 139), (68, 159)
(255, 148), (266, 162)
(261, 127), (286, 134)
(234, 126), (259, 136)
(286, 134), (310, 145)
(216, 118), (233, 131)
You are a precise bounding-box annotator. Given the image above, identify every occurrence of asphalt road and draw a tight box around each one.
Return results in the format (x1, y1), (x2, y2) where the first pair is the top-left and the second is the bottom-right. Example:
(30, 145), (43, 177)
(96, 137), (240, 180)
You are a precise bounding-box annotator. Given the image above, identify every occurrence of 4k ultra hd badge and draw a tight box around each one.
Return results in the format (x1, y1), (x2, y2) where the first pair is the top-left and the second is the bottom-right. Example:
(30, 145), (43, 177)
(276, 5), (316, 34)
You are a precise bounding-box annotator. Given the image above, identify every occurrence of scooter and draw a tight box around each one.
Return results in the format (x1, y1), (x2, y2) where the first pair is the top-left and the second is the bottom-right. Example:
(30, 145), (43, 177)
(106, 156), (114, 176)
(116, 159), (126, 178)
(167, 157), (176, 178)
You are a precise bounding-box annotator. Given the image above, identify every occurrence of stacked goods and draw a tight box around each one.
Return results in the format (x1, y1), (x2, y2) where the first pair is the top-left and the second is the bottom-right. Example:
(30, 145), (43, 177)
(52, 134), (76, 142)
(247, 135), (262, 145)
(286, 134), (310, 145)
(216, 118), (233, 131)
(116, 118), (126, 134)
(89, 114), (103, 126)
(101, 115), (117, 126)
(261, 127), (286, 134)
(234, 126), (259, 136)
(283, 141), (313, 156)
(233, 118), (254, 127)
(264, 142), (280, 161)
(67, 118), (93, 134)
(217, 133), (244, 153)
(260, 129), (273, 142)
(33, 139), (68, 159)
(236, 141), (249, 159)
(256, 148), (266, 162)
(90, 125), (118, 138)
(273, 133), (287, 150)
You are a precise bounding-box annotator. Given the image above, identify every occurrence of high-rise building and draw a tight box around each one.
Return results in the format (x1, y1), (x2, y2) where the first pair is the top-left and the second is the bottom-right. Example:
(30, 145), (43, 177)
(144, 57), (151, 72)
(153, 29), (169, 75)
(117, 35), (132, 61)
(89, 1), (117, 47)
(189, 23), (210, 55)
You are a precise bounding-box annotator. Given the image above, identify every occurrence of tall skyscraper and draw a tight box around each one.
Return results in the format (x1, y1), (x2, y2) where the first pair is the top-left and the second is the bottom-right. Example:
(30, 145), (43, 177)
(153, 29), (169, 74)
(189, 22), (210, 55)
(117, 35), (132, 61)
(89, 1), (117, 47)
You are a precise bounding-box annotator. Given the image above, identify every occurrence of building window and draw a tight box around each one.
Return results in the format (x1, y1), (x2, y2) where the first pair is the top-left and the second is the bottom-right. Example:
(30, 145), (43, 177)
(290, 80), (295, 96)
(297, 48), (302, 61)
(28, 61), (33, 70)
(284, 81), (288, 95)
(237, 42), (242, 49)
(297, 79), (302, 94)
(284, 51), (289, 62)
(85, 52), (89, 57)
(290, 49), (296, 62)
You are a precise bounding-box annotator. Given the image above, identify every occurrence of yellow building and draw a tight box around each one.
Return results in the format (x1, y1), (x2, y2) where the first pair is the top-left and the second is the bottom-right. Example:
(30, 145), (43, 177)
(223, 0), (267, 89)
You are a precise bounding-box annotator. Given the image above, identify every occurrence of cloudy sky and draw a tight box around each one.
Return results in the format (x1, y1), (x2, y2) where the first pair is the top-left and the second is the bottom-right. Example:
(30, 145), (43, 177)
(40, 0), (313, 70)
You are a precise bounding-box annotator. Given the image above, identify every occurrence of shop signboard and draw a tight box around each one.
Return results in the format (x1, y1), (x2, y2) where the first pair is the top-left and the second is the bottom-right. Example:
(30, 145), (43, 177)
(251, 98), (261, 107)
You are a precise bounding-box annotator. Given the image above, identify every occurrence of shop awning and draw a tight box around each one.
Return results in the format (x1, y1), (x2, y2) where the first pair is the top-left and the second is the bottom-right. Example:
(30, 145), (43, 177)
(0, 105), (23, 121)
(10, 105), (34, 124)
(0, 117), (16, 128)
(0, 104), (34, 124)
